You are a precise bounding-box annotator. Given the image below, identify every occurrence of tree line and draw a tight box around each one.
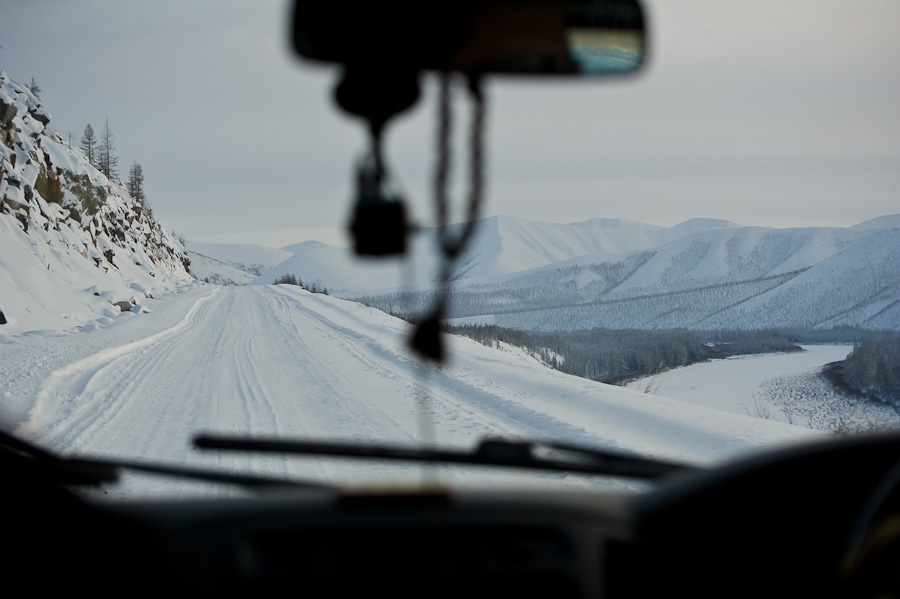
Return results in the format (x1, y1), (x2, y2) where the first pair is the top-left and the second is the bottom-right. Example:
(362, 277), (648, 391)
(19, 75), (152, 226)
(274, 273), (329, 295)
(79, 120), (146, 206)
(445, 325), (810, 383)
(839, 334), (900, 408)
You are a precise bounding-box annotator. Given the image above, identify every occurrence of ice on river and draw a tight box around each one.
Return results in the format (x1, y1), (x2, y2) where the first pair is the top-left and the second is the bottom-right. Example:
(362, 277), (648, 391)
(626, 346), (900, 433)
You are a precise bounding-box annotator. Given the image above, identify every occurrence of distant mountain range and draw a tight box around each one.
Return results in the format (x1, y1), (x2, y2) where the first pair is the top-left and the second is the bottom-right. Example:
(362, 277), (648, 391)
(190, 213), (900, 331)
(428, 221), (900, 331)
(242, 216), (745, 292)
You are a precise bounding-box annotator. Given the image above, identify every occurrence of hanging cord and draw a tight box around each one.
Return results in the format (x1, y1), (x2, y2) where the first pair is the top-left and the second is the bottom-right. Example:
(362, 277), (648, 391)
(369, 121), (386, 188)
(411, 73), (486, 492)
(409, 72), (486, 364)
(435, 73), (485, 265)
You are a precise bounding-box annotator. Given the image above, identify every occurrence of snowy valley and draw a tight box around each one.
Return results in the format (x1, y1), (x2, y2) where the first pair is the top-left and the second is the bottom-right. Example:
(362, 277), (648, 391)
(1, 68), (898, 495)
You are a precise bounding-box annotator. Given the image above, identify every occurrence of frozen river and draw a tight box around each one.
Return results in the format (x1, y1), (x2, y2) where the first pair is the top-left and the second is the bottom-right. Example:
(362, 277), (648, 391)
(626, 345), (900, 433)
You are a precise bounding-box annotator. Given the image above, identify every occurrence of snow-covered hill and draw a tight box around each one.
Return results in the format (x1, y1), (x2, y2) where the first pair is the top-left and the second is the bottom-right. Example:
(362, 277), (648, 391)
(851, 214), (900, 230)
(0, 71), (193, 335)
(187, 241), (291, 285)
(698, 227), (900, 329)
(446, 215), (727, 281)
(250, 215), (739, 292)
(354, 221), (900, 330)
(254, 240), (423, 291)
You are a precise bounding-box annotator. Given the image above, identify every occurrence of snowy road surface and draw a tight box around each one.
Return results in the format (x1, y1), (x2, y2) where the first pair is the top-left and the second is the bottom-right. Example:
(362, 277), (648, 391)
(2, 285), (819, 494)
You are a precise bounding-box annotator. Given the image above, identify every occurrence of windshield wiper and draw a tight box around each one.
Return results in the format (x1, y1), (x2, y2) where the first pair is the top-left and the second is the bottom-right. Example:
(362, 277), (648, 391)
(85, 457), (332, 490)
(194, 434), (699, 480)
(1, 430), (331, 491)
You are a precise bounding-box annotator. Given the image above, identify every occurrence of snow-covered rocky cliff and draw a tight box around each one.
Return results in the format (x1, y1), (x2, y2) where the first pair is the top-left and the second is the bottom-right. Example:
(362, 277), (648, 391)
(0, 71), (193, 334)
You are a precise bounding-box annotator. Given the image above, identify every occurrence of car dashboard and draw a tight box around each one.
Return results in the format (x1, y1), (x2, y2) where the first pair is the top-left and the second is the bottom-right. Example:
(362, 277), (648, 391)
(6, 432), (900, 598)
(112, 488), (628, 598)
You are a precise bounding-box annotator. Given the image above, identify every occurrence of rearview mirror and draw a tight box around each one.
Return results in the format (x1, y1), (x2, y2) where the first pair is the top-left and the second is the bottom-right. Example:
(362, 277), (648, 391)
(291, 0), (645, 77)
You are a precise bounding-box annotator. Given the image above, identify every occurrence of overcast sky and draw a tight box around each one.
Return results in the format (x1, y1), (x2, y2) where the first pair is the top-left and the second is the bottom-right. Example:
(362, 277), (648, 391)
(1, 0), (898, 248)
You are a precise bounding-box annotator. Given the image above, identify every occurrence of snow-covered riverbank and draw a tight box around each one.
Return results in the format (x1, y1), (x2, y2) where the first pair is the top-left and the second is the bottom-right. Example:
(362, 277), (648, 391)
(626, 346), (900, 432)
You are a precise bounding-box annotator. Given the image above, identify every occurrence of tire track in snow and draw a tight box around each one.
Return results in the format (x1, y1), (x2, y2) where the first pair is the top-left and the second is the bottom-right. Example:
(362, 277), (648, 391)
(264, 288), (523, 485)
(265, 287), (419, 443)
(270, 287), (587, 444)
(17, 287), (220, 450)
(15, 286), (340, 484)
(266, 288), (640, 489)
(269, 287), (516, 441)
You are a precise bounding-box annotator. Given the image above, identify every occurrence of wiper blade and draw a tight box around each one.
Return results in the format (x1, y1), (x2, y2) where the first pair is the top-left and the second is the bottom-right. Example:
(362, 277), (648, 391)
(1, 430), (330, 491)
(2, 429), (119, 487)
(84, 457), (333, 491)
(194, 434), (698, 480)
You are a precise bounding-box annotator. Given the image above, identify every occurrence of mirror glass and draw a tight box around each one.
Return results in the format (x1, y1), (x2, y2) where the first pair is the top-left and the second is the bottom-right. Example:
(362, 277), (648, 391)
(567, 28), (643, 75)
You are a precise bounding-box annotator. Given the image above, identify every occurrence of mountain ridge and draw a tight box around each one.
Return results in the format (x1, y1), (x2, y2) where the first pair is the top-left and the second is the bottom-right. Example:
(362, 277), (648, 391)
(248, 214), (746, 292)
(346, 219), (899, 331)
(181, 206), (899, 332)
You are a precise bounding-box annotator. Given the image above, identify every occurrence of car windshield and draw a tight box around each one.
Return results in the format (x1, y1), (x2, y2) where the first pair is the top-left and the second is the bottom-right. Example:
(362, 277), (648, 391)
(0, 0), (898, 497)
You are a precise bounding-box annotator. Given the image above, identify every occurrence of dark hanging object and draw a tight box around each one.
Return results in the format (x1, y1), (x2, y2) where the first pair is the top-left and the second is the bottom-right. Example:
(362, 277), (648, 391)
(348, 156), (409, 256)
(336, 67), (417, 257)
(334, 67), (420, 139)
(408, 309), (445, 363)
(349, 202), (408, 257)
(331, 62), (487, 362)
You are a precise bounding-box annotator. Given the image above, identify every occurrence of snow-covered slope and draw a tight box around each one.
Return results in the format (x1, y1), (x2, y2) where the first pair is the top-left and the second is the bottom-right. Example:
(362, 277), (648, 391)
(253, 240), (425, 291)
(434, 225), (900, 330)
(187, 252), (259, 286)
(451, 216), (673, 281)
(250, 215), (739, 292)
(0, 71), (192, 335)
(700, 227), (900, 329)
(187, 241), (291, 285)
(851, 214), (900, 230)
(420, 215), (739, 284)
(604, 226), (871, 296)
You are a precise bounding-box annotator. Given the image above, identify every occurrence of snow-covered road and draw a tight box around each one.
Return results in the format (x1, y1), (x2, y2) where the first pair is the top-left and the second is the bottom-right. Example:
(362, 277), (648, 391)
(2, 285), (820, 493)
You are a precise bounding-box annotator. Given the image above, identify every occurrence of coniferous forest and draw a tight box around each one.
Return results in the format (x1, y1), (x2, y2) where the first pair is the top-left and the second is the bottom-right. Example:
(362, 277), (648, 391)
(836, 335), (900, 407)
